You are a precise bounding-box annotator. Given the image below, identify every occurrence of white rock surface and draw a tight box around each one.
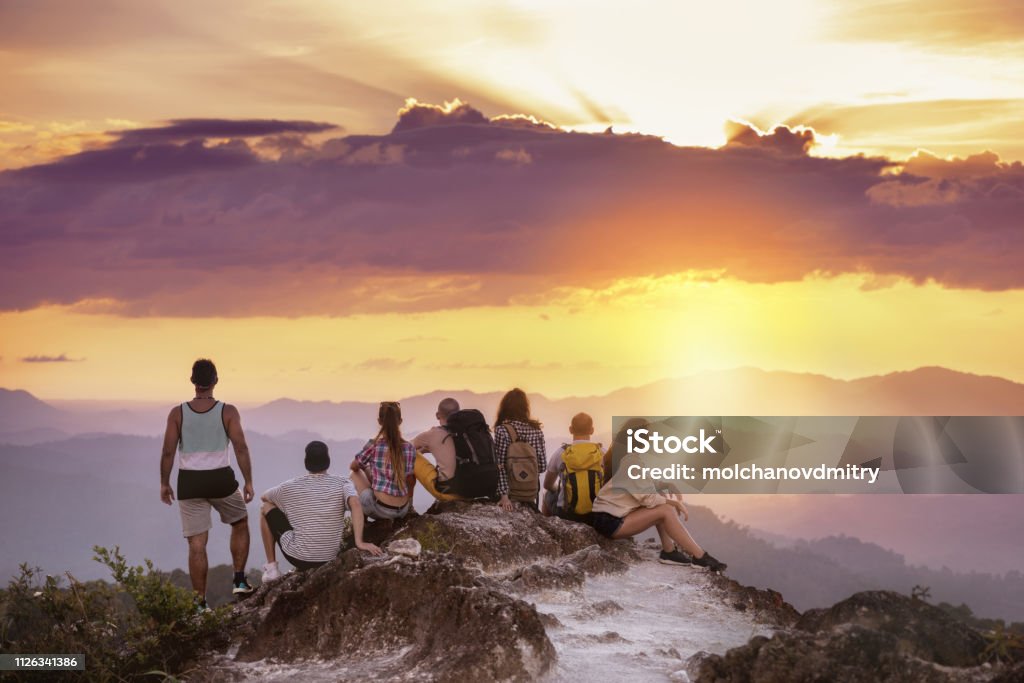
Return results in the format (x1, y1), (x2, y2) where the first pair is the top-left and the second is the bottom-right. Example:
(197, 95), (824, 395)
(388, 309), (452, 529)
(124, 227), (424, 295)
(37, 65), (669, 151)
(533, 551), (772, 682)
(387, 538), (422, 558)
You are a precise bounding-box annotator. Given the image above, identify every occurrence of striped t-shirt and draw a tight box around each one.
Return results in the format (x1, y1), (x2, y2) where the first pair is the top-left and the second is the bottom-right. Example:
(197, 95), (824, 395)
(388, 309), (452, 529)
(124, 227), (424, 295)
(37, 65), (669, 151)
(262, 474), (357, 563)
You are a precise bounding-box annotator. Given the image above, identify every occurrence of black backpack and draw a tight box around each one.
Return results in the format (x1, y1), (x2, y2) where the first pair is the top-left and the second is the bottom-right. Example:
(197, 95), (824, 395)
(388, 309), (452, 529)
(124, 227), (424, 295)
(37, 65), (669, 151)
(438, 409), (498, 499)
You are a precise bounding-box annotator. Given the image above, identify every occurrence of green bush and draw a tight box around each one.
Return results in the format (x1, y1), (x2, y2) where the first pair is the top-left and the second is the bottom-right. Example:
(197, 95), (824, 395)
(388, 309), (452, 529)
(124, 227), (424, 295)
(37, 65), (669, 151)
(0, 546), (229, 682)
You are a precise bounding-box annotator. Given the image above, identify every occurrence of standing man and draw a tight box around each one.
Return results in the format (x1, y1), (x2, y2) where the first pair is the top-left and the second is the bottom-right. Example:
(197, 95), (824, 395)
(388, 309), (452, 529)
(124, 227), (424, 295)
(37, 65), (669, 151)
(160, 358), (255, 611)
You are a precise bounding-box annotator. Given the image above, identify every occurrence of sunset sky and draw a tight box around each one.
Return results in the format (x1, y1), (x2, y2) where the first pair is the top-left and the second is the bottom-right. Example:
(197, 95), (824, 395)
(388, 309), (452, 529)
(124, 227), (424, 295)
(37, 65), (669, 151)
(1, 0), (1023, 402)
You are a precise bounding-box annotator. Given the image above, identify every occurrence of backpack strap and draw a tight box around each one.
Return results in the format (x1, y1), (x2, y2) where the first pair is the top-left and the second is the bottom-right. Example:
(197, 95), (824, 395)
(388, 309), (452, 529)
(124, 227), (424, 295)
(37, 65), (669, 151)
(505, 423), (519, 443)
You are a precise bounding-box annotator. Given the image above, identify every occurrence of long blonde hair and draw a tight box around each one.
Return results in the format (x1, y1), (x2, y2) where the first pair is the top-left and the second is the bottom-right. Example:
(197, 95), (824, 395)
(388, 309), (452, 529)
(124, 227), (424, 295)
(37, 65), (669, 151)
(377, 401), (407, 495)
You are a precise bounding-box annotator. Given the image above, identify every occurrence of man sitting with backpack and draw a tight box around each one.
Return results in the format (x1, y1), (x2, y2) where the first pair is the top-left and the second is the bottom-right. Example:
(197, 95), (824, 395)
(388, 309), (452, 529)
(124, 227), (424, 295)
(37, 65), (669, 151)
(413, 398), (499, 501)
(542, 412), (604, 523)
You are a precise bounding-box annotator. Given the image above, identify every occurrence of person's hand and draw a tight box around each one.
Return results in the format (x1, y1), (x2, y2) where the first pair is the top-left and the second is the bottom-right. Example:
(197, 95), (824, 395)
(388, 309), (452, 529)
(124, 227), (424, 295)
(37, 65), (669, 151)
(160, 484), (175, 506)
(356, 540), (383, 556)
(242, 482), (255, 503)
(498, 495), (515, 512)
(670, 498), (688, 521)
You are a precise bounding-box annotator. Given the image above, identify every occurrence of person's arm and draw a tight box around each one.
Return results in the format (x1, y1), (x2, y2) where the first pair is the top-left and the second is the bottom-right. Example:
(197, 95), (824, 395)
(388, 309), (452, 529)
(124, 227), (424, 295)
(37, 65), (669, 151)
(412, 430), (430, 455)
(536, 432), (548, 474)
(665, 493), (689, 520)
(543, 447), (562, 493)
(602, 445), (615, 483)
(159, 407), (181, 505)
(261, 484), (282, 505)
(543, 469), (559, 493)
(404, 443), (417, 496)
(351, 439), (374, 472)
(223, 404), (254, 503)
(494, 425), (513, 510)
(347, 495), (382, 555)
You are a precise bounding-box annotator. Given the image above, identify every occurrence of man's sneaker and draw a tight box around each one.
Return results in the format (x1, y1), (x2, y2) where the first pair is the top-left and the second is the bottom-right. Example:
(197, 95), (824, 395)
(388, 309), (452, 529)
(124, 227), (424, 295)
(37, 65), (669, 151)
(692, 552), (727, 573)
(194, 598), (212, 615)
(261, 562), (282, 582)
(658, 549), (692, 566)
(232, 578), (255, 595)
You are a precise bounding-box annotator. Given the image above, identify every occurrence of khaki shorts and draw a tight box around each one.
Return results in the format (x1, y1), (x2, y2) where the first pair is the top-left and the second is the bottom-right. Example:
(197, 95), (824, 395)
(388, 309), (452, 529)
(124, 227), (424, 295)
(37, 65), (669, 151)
(179, 488), (248, 538)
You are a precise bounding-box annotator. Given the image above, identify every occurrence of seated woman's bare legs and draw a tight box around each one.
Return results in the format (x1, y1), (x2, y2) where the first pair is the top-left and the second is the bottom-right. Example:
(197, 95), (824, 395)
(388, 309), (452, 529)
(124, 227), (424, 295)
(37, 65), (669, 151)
(655, 523), (674, 552)
(613, 504), (705, 558)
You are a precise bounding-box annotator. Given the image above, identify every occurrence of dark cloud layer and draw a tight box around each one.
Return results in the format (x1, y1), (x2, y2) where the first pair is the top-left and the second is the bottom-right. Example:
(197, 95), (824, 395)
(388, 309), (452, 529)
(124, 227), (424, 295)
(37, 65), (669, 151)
(112, 118), (339, 146)
(1, 102), (1022, 316)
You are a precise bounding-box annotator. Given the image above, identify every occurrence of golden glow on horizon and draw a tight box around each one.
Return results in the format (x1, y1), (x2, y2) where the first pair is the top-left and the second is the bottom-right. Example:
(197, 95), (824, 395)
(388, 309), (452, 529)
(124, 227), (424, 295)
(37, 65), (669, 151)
(2, 274), (1022, 402)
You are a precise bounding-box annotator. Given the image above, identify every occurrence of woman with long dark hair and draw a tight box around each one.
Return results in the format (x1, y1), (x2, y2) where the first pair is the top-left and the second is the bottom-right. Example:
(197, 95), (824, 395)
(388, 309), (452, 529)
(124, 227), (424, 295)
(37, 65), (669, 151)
(350, 401), (417, 520)
(493, 388), (547, 511)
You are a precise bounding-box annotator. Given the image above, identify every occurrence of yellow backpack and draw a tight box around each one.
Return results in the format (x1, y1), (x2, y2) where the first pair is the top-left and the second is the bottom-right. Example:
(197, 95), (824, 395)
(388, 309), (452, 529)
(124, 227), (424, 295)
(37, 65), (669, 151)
(560, 443), (604, 517)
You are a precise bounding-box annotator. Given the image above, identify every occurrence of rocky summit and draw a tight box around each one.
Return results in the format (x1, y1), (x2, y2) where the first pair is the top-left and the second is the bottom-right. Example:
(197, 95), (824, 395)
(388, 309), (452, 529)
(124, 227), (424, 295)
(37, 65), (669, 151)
(187, 502), (1022, 682)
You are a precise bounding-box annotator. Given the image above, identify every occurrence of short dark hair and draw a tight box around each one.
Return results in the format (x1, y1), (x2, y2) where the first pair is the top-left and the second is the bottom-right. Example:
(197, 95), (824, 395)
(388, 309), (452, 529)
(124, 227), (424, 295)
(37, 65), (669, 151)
(191, 359), (218, 388)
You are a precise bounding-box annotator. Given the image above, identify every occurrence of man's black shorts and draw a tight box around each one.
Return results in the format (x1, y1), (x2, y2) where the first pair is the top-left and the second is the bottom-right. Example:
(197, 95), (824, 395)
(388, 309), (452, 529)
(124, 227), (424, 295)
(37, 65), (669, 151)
(264, 508), (326, 571)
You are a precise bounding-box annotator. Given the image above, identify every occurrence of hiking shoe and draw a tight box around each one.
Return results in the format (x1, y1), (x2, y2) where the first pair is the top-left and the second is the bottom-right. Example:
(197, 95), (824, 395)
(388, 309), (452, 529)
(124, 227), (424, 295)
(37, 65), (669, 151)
(232, 578), (255, 595)
(261, 562), (282, 582)
(658, 549), (692, 566)
(194, 599), (212, 615)
(693, 552), (727, 573)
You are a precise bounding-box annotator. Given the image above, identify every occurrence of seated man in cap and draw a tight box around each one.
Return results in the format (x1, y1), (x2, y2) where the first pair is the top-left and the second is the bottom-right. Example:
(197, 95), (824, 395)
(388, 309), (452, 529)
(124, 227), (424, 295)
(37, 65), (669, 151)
(259, 440), (382, 582)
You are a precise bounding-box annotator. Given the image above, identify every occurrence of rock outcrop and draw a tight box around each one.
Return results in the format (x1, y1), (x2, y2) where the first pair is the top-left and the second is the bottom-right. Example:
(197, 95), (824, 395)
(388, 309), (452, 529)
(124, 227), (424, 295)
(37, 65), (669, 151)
(688, 590), (1009, 683)
(225, 550), (553, 682)
(389, 501), (639, 570)
(185, 503), (1019, 683)
(192, 501), (641, 682)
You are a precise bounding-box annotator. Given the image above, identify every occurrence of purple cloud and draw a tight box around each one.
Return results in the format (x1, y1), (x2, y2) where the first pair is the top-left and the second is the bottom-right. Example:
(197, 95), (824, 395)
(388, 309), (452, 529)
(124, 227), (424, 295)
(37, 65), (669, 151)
(0, 102), (1022, 316)
(17, 138), (259, 183)
(112, 118), (339, 146)
(21, 354), (82, 363)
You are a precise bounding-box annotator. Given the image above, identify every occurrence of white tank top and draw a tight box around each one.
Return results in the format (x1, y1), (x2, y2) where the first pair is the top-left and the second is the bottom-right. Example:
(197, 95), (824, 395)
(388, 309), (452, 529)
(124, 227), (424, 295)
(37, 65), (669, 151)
(178, 401), (231, 470)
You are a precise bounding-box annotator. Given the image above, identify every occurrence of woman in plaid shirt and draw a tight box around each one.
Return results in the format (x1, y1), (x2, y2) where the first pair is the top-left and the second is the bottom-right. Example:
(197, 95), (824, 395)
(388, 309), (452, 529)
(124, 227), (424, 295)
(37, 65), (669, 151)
(350, 401), (416, 520)
(494, 388), (547, 511)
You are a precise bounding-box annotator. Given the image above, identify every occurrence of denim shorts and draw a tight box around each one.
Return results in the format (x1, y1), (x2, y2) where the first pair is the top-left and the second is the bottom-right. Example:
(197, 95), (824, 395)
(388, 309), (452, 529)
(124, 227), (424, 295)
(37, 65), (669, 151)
(359, 488), (412, 520)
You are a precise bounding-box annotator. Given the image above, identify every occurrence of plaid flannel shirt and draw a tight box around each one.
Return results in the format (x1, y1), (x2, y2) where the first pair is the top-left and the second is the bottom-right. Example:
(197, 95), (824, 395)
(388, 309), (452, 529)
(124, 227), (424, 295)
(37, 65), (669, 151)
(355, 438), (416, 496)
(494, 419), (547, 496)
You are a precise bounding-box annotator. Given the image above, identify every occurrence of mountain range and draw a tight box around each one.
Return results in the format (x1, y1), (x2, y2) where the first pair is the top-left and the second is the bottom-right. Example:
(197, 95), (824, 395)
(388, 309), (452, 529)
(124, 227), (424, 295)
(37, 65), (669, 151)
(4, 366), (1024, 444)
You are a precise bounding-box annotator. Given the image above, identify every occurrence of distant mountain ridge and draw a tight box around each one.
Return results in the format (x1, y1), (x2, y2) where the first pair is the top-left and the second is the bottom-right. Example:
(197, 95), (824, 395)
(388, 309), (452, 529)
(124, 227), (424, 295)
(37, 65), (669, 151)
(4, 366), (1024, 443)
(683, 509), (1024, 623)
